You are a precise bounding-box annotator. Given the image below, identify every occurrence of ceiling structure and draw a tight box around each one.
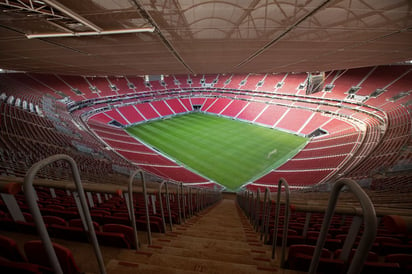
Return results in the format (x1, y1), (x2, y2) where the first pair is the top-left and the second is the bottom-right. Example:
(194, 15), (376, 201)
(0, 0), (411, 76)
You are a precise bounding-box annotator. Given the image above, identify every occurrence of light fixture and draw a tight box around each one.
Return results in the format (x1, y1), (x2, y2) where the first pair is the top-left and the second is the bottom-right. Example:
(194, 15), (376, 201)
(26, 27), (156, 39)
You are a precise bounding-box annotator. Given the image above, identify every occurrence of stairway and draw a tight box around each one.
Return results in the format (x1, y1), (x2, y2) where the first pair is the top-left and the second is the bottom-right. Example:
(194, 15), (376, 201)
(106, 199), (299, 273)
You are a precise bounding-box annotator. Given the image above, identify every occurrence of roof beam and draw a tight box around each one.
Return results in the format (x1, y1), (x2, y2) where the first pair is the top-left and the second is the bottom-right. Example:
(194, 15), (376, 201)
(130, 0), (194, 74)
(234, 0), (332, 71)
(42, 0), (102, 32)
(225, 0), (261, 39)
(26, 27), (155, 39)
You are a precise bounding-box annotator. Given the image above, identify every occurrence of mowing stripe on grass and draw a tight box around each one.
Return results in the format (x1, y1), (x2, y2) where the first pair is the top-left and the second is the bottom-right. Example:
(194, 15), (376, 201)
(125, 113), (307, 190)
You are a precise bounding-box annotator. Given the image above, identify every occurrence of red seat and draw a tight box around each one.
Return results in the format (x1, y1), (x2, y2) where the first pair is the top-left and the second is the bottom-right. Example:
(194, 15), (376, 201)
(96, 231), (130, 249)
(49, 225), (89, 242)
(22, 212), (34, 223)
(385, 253), (412, 273)
(24, 240), (81, 274)
(361, 261), (400, 274)
(0, 235), (26, 262)
(46, 205), (65, 210)
(286, 244), (334, 272)
(15, 221), (38, 235)
(334, 248), (379, 262)
(138, 216), (163, 233)
(43, 216), (68, 227)
(69, 218), (100, 231)
(0, 256), (42, 274)
(380, 242), (412, 255)
(102, 224), (135, 247)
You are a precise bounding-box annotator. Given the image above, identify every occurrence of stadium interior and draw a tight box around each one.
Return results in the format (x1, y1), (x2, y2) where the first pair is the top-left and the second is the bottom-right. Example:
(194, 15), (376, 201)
(0, 0), (411, 273)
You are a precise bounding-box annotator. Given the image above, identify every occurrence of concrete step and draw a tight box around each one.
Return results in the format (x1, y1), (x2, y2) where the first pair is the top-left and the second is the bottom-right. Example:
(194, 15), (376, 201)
(138, 244), (274, 266)
(106, 259), (199, 274)
(181, 230), (249, 241)
(152, 237), (266, 256)
(116, 251), (275, 274)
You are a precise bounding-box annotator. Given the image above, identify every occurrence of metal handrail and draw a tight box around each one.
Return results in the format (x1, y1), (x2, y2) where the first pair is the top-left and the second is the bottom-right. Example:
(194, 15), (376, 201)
(264, 198), (272, 243)
(176, 182), (182, 224)
(128, 170), (139, 250)
(188, 187), (193, 217)
(181, 183), (186, 222)
(249, 191), (255, 223)
(308, 178), (377, 274)
(260, 187), (270, 241)
(23, 154), (106, 274)
(165, 182), (173, 231)
(158, 180), (172, 233)
(271, 178), (290, 268)
(196, 189), (201, 213)
(130, 169), (152, 246)
(254, 188), (261, 231)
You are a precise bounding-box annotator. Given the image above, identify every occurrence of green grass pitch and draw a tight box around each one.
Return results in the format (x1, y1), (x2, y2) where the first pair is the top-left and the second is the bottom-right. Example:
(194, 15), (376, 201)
(125, 112), (308, 191)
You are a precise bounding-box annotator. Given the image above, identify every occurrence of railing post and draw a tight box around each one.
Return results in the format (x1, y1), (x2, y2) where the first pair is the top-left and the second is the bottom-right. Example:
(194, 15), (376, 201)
(254, 188), (261, 232)
(130, 169), (152, 245)
(264, 198), (272, 243)
(181, 183), (186, 223)
(189, 187), (193, 217)
(128, 170), (140, 250)
(249, 192), (255, 224)
(260, 188), (270, 241)
(308, 178), (377, 274)
(271, 177), (290, 269)
(24, 154), (106, 274)
(158, 181), (168, 234)
(165, 182), (173, 231)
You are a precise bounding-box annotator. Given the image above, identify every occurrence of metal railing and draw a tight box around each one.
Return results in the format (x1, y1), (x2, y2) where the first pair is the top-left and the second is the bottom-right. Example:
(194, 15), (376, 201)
(129, 169), (152, 246)
(24, 154), (106, 274)
(271, 178), (290, 268)
(177, 182), (183, 224)
(158, 180), (173, 232)
(254, 188), (261, 232)
(260, 187), (271, 242)
(308, 178), (377, 274)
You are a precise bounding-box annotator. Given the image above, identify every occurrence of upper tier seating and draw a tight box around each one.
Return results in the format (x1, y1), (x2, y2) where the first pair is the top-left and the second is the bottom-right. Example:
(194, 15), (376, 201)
(0, 65), (410, 189)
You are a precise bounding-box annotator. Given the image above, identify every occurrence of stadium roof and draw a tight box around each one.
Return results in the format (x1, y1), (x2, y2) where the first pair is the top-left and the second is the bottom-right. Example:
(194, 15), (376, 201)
(0, 0), (411, 76)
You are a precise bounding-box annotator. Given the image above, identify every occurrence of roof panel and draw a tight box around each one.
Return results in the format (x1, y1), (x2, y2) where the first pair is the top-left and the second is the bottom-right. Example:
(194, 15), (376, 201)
(0, 0), (410, 75)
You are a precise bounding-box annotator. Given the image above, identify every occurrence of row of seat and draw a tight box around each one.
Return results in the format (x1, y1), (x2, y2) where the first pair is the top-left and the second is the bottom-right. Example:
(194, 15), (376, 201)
(0, 234), (80, 274)
(286, 244), (412, 274)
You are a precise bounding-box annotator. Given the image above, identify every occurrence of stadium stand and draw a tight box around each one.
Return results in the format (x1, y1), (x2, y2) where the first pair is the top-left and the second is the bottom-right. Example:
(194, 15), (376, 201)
(0, 64), (411, 273)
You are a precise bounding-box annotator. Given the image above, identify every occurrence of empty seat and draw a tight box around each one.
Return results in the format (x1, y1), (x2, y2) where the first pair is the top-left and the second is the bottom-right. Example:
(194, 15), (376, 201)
(102, 224), (135, 247)
(46, 205), (65, 210)
(334, 249), (379, 262)
(0, 235), (26, 262)
(286, 244), (344, 273)
(380, 242), (412, 255)
(96, 231), (130, 249)
(49, 225), (89, 243)
(138, 216), (163, 233)
(69, 218), (100, 231)
(0, 256), (42, 274)
(361, 261), (400, 274)
(385, 253), (412, 274)
(15, 221), (38, 235)
(43, 216), (68, 227)
(24, 240), (81, 274)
